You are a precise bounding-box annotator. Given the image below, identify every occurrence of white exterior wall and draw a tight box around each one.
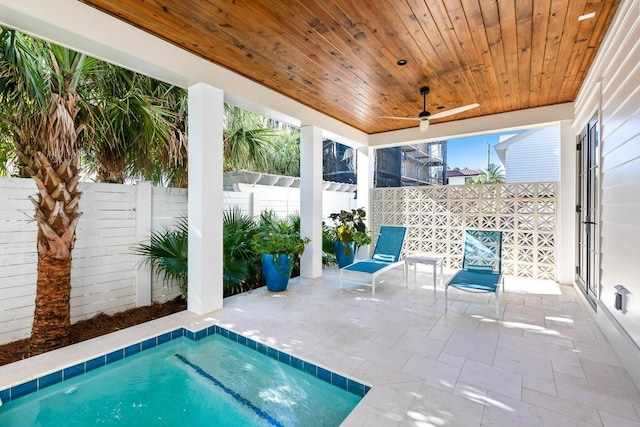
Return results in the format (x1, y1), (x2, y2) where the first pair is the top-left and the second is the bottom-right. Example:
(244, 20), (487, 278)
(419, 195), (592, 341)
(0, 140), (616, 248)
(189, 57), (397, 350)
(448, 176), (471, 185)
(501, 126), (560, 183)
(573, 0), (640, 387)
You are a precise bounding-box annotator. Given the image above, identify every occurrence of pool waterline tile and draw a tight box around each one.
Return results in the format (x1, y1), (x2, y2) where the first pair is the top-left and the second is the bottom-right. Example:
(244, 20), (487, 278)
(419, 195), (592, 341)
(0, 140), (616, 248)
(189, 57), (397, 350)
(63, 364), (84, 380)
(86, 356), (106, 372)
(141, 337), (157, 351)
(38, 371), (62, 389)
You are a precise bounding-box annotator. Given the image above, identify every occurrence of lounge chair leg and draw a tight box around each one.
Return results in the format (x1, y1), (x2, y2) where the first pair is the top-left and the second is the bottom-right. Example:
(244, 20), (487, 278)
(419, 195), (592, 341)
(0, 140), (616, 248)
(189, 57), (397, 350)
(340, 269), (343, 289)
(445, 285), (448, 311)
(404, 262), (408, 288)
(372, 278), (375, 296)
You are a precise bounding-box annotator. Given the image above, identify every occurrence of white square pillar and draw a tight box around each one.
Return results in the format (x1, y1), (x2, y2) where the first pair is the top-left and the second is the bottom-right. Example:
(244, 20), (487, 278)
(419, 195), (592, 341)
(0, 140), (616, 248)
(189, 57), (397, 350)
(187, 83), (224, 314)
(356, 146), (373, 216)
(356, 146), (373, 258)
(300, 125), (323, 278)
(558, 119), (576, 284)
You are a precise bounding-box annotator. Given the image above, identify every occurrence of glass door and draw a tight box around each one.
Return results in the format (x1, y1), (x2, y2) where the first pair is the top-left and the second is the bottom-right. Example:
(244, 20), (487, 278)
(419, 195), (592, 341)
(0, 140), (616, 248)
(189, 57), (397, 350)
(576, 115), (599, 308)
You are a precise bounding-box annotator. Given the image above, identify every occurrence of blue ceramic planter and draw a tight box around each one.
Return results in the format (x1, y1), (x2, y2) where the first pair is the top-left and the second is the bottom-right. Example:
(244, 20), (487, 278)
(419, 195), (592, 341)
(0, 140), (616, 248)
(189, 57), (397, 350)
(261, 253), (293, 291)
(334, 241), (357, 268)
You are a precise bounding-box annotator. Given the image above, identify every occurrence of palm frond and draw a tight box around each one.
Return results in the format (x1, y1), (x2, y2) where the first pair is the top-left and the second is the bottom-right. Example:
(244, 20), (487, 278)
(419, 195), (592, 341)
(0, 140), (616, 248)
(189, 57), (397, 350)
(132, 217), (188, 297)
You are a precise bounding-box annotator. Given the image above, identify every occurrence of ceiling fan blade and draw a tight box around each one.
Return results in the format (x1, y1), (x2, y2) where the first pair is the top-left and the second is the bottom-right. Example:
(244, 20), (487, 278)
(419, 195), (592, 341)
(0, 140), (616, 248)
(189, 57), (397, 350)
(429, 103), (480, 120)
(420, 119), (430, 132)
(380, 116), (422, 121)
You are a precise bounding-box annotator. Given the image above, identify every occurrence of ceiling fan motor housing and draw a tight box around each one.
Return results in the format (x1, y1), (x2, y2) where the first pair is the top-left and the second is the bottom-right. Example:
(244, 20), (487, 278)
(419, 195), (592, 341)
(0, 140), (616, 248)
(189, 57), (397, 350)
(420, 86), (431, 117)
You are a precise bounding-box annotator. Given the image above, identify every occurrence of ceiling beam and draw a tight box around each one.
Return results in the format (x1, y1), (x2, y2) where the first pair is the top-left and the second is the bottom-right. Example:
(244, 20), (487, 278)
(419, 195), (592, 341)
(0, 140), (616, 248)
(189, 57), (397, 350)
(369, 103), (575, 148)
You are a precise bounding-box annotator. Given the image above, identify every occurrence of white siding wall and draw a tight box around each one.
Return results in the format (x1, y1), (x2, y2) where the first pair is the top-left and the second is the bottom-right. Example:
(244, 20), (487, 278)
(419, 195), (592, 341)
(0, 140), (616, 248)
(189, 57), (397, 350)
(504, 125), (560, 183)
(448, 176), (468, 185)
(573, 0), (640, 385)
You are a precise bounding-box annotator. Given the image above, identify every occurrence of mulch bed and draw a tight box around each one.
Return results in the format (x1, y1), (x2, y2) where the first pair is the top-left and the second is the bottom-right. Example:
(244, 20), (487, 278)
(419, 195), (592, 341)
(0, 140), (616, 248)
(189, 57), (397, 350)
(0, 299), (186, 367)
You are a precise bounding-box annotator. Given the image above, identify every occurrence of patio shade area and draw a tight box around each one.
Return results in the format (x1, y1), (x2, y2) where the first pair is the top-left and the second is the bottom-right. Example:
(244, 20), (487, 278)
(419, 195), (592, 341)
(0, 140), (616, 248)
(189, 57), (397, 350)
(3, 268), (639, 426)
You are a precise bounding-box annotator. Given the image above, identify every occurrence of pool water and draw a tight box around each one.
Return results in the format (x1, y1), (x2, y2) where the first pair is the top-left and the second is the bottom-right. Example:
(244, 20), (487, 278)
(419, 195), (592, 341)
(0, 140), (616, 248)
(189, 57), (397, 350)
(0, 335), (362, 426)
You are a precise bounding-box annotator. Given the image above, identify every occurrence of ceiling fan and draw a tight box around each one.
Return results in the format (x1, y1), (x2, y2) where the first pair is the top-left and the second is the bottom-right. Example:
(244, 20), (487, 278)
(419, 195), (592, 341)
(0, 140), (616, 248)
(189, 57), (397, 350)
(382, 86), (480, 132)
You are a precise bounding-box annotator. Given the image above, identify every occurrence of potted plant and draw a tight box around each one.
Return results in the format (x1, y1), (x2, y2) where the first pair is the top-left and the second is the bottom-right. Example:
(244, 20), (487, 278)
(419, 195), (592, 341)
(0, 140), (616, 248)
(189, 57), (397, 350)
(328, 208), (372, 268)
(252, 211), (310, 291)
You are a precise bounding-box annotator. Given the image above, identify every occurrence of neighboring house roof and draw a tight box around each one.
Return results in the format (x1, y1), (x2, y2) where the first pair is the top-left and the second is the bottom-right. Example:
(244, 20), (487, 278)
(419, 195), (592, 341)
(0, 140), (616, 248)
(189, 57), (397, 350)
(446, 168), (483, 178)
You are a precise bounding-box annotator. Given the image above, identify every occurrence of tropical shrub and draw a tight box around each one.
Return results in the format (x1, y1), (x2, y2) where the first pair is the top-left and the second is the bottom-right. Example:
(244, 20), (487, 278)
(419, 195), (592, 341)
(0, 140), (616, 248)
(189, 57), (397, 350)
(222, 208), (260, 297)
(322, 222), (337, 266)
(132, 217), (188, 298)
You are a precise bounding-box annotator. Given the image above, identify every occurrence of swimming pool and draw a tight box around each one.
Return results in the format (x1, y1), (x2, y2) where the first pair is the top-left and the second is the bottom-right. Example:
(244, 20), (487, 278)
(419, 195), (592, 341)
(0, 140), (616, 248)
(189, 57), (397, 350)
(0, 327), (367, 426)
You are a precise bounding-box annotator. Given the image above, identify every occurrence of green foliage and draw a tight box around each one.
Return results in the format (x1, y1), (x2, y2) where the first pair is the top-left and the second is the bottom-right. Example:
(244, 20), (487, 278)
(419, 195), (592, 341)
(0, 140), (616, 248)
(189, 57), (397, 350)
(0, 26), (188, 185)
(222, 208), (260, 297)
(322, 223), (337, 266)
(467, 163), (505, 184)
(252, 210), (310, 257)
(223, 105), (275, 172)
(263, 128), (300, 176)
(83, 65), (188, 186)
(328, 208), (372, 256)
(131, 209), (313, 299)
(132, 217), (188, 298)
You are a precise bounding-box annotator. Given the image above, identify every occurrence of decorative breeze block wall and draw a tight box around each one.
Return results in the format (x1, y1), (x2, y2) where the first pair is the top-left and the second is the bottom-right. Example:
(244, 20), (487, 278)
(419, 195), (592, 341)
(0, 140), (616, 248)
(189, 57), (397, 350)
(371, 182), (557, 280)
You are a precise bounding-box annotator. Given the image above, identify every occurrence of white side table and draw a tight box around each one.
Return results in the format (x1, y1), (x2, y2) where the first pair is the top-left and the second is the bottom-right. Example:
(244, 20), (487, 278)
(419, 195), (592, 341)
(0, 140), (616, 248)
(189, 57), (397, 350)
(404, 253), (444, 291)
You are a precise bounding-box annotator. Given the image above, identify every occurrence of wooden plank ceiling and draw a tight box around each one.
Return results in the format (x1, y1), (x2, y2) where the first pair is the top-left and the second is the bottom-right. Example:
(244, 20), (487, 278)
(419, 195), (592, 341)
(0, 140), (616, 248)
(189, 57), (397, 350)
(81, 0), (619, 135)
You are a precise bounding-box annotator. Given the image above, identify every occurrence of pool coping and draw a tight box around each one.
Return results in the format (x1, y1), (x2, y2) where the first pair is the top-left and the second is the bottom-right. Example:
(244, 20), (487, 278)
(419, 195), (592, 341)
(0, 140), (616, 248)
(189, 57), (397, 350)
(0, 323), (370, 406)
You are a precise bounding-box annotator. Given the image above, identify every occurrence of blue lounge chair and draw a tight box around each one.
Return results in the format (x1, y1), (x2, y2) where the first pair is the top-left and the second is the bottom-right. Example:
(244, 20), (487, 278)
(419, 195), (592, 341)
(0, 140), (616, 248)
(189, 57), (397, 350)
(340, 225), (406, 295)
(445, 230), (503, 316)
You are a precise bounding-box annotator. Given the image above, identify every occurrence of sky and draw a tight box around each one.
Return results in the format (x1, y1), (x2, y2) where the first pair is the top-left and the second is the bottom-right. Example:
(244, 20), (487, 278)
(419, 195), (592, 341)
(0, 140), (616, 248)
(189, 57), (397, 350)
(446, 132), (520, 171)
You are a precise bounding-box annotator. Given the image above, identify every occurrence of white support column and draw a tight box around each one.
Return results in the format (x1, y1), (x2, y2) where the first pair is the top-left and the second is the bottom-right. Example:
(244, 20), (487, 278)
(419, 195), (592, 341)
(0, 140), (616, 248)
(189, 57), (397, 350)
(135, 181), (152, 306)
(356, 146), (372, 213)
(300, 125), (323, 278)
(356, 146), (373, 258)
(558, 119), (576, 284)
(187, 83), (224, 314)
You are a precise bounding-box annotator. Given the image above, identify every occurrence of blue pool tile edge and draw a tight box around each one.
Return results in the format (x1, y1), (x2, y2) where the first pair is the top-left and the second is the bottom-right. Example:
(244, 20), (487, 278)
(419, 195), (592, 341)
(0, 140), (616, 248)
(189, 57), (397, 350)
(0, 328), (184, 404)
(0, 324), (369, 404)
(207, 325), (371, 398)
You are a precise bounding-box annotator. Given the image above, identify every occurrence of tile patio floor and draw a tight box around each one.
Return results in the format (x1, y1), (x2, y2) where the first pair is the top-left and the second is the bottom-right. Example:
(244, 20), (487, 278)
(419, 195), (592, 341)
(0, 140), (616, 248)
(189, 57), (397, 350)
(2, 266), (640, 426)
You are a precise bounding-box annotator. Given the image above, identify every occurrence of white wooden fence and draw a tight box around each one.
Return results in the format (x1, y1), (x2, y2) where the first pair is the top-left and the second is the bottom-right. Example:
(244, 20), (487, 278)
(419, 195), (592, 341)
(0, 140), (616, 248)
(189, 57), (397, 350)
(0, 178), (355, 344)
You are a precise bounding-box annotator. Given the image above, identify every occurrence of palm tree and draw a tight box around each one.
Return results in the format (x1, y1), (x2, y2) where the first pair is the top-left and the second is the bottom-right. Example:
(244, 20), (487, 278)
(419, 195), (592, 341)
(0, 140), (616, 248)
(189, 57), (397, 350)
(223, 104), (274, 172)
(83, 65), (188, 186)
(468, 163), (506, 184)
(263, 128), (300, 176)
(0, 28), (105, 354)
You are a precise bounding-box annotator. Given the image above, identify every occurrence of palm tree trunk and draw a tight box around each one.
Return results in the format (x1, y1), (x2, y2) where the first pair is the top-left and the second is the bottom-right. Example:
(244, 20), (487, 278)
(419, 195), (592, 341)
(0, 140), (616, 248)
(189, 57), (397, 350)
(28, 151), (82, 355)
(30, 256), (72, 351)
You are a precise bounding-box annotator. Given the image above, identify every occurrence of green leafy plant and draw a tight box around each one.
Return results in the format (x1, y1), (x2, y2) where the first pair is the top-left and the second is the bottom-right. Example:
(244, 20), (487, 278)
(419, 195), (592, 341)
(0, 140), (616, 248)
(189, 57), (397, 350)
(222, 208), (260, 297)
(252, 210), (310, 257)
(328, 208), (372, 256)
(322, 222), (337, 266)
(132, 217), (188, 298)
